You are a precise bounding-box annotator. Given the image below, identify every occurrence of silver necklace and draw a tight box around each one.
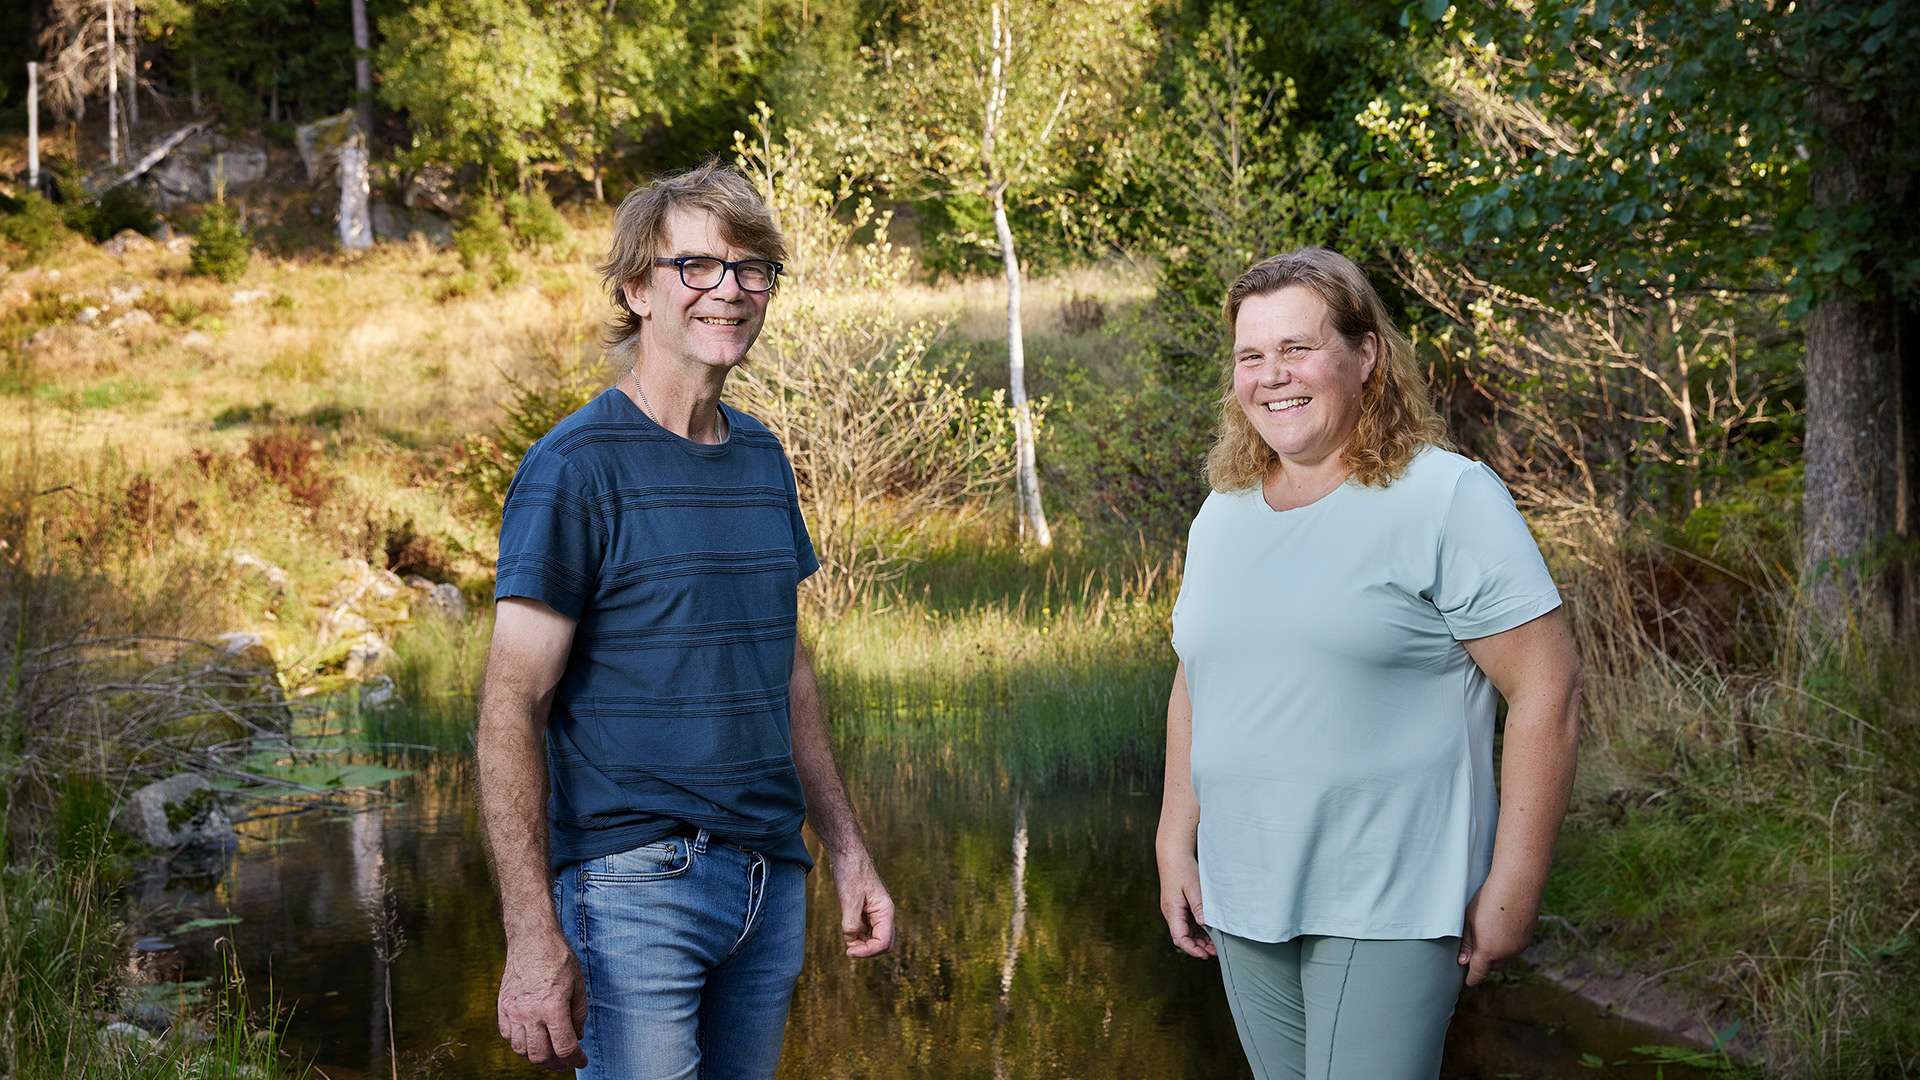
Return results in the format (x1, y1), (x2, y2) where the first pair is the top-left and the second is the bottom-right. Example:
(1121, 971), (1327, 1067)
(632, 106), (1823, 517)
(630, 364), (726, 441)
(628, 363), (657, 424)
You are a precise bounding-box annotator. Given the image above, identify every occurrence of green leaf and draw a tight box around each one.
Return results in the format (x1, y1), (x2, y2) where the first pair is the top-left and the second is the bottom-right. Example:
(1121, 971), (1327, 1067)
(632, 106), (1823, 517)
(1421, 0), (1450, 22)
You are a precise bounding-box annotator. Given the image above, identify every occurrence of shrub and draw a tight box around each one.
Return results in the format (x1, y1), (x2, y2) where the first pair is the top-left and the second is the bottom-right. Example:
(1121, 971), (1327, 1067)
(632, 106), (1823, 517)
(455, 198), (518, 287)
(47, 161), (155, 242)
(188, 199), (251, 283)
(244, 425), (335, 507)
(0, 192), (75, 264)
(504, 186), (568, 250)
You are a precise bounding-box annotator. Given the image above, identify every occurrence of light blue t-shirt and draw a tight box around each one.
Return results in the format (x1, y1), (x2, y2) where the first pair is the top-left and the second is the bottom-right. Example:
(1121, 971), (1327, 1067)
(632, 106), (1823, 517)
(1170, 448), (1561, 943)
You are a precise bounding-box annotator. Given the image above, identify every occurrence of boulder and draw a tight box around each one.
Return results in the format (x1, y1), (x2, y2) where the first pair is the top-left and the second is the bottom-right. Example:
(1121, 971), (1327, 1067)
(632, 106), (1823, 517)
(371, 203), (455, 247)
(343, 634), (392, 681)
(415, 581), (467, 622)
(229, 551), (291, 598)
(404, 165), (460, 215)
(103, 229), (158, 257)
(361, 674), (399, 709)
(141, 131), (270, 208)
(107, 309), (156, 332)
(117, 774), (236, 850)
(295, 112), (362, 185)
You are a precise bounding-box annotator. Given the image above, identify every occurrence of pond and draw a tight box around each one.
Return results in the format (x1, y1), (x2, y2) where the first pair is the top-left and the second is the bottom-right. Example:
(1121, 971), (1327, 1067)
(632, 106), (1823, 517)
(153, 736), (1727, 1080)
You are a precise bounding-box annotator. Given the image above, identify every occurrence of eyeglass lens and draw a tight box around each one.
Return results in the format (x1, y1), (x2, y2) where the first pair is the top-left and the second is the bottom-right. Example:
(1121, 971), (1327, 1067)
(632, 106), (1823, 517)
(681, 258), (776, 291)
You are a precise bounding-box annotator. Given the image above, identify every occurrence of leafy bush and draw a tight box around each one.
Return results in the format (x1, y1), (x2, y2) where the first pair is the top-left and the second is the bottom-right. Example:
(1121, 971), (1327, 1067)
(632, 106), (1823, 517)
(0, 192), (75, 264)
(188, 200), (251, 282)
(504, 186), (568, 250)
(47, 161), (157, 242)
(244, 425), (335, 507)
(455, 198), (518, 287)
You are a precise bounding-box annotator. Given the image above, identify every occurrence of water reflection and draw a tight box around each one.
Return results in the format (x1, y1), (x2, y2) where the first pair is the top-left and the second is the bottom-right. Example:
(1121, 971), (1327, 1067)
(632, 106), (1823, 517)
(176, 741), (1724, 1079)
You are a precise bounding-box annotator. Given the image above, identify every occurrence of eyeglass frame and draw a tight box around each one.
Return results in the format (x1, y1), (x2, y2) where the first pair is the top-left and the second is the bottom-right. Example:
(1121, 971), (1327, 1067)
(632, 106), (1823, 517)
(651, 256), (784, 293)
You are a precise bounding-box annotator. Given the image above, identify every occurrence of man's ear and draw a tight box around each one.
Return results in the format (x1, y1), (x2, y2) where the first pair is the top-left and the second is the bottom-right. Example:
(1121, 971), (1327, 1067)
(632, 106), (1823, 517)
(621, 278), (651, 320)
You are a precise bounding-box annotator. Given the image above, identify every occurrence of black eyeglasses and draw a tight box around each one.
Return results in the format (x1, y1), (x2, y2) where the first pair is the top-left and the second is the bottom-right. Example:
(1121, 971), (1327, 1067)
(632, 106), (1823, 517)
(653, 256), (783, 293)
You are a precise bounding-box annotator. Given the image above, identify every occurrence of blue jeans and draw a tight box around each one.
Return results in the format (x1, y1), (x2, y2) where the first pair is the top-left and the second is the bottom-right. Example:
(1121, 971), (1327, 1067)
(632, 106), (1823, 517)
(553, 829), (807, 1080)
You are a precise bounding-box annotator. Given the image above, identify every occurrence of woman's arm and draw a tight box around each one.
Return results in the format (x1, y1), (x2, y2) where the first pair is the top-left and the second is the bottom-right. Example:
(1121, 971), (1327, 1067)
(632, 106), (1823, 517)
(1459, 608), (1583, 986)
(1155, 662), (1216, 958)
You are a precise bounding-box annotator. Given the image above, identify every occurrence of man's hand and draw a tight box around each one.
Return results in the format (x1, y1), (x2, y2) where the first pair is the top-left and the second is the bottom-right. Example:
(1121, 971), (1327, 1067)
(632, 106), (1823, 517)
(830, 852), (896, 958)
(497, 931), (589, 1071)
(1457, 876), (1536, 987)
(1157, 853), (1215, 959)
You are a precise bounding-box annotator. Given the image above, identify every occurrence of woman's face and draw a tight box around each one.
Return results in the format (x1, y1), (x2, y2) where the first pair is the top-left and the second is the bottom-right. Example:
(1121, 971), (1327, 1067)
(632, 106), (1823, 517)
(1231, 286), (1377, 471)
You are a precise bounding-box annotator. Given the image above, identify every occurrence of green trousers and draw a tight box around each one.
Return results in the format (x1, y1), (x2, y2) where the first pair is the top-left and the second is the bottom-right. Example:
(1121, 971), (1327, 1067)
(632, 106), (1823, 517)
(1212, 931), (1466, 1080)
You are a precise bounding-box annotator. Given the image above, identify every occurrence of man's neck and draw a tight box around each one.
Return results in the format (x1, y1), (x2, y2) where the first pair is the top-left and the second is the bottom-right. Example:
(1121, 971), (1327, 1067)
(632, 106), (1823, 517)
(627, 352), (731, 444)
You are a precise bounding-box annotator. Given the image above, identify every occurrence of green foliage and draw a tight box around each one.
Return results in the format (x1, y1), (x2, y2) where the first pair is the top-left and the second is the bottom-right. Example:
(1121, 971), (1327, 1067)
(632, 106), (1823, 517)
(188, 199), (252, 283)
(0, 192), (76, 265)
(446, 325), (605, 516)
(1112, 6), (1339, 379)
(47, 163), (157, 244)
(454, 198), (518, 287)
(503, 187), (568, 250)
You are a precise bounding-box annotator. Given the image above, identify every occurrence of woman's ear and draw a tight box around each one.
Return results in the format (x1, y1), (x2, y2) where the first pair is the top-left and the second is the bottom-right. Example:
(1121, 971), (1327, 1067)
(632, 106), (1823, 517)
(1358, 332), (1379, 382)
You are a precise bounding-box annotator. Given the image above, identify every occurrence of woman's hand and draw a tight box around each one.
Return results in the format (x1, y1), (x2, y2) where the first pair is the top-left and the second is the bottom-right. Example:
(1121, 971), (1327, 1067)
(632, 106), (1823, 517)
(1156, 663), (1216, 958)
(1459, 609), (1583, 989)
(1158, 852), (1216, 958)
(1457, 874), (1537, 986)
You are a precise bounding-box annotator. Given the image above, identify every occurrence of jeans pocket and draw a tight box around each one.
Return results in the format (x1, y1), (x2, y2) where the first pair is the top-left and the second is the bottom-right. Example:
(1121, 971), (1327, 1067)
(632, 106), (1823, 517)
(587, 838), (693, 883)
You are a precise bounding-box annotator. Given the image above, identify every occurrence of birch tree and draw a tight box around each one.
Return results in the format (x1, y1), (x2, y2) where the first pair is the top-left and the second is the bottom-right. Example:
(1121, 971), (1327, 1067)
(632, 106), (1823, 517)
(873, 0), (1149, 546)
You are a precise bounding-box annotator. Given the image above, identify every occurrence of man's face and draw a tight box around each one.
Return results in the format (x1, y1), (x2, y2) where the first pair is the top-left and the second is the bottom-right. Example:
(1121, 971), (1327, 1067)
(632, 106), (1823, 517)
(622, 206), (772, 373)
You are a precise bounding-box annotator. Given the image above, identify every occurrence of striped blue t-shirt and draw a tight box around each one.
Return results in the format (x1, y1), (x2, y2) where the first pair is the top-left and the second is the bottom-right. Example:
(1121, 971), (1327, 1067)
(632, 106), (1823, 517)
(494, 386), (819, 872)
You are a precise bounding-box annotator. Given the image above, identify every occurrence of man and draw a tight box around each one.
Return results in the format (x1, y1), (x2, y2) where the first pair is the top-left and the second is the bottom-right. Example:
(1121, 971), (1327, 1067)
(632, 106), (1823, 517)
(478, 162), (895, 1079)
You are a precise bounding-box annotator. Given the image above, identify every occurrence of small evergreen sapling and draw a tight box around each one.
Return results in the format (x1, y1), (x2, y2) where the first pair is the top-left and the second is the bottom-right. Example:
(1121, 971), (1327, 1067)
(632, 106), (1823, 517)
(189, 191), (251, 283)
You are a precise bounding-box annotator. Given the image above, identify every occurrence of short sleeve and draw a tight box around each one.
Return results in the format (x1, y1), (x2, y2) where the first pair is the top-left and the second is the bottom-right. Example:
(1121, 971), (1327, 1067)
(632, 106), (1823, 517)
(494, 445), (604, 620)
(783, 457), (820, 583)
(1433, 463), (1562, 640)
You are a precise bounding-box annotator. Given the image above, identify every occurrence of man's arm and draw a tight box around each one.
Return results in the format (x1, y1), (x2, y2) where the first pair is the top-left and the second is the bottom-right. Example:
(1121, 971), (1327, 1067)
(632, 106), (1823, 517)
(1459, 607), (1583, 987)
(477, 597), (588, 1071)
(1155, 662), (1215, 958)
(789, 639), (895, 957)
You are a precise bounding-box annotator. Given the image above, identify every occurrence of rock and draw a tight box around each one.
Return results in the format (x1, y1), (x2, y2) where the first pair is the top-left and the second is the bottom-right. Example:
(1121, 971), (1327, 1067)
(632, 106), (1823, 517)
(117, 774), (237, 850)
(107, 282), (149, 305)
(180, 329), (215, 348)
(361, 674), (399, 709)
(76, 306), (102, 325)
(415, 581), (467, 622)
(371, 203), (455, 247)
(404, 164), (460, 215)
(213, 631), (276, 669)
(229, 288), (271, 305)
(141, 131), (270, 208)
(320, 607), (374, 643)
(98, 1021), (156, 1057)
(107, 309), (156, 331)
(103, 229), (158, 257)
(165, 235), (194, 255)
(230, 550), (290, 596)
(295, 111), (363, 185)
(343, 635), (392, 681)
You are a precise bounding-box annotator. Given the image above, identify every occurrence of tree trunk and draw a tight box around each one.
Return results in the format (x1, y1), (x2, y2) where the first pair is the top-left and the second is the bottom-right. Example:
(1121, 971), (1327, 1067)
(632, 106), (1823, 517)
(351, 0), (373, 142)
(1802, 6), (1911, 629)
(126, 4), (139, 135)
(993, 187), (1052, 547)
(106, 0), (119, 167)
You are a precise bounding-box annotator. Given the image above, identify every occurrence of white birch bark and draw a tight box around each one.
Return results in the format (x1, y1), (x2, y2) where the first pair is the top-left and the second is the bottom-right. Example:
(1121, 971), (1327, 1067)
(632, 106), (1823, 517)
(339, 144), (373, 250)
(994, 190), (1052, 546)
(106, 0), (120, 167)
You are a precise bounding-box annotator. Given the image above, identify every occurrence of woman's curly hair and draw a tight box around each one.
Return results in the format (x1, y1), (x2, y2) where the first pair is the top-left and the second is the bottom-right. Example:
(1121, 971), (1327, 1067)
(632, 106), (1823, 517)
(1205, 247), (1451, 492)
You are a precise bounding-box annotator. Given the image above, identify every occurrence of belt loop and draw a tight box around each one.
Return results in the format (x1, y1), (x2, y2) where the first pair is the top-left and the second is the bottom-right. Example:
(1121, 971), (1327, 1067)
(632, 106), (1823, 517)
(691, 828), (710, 854)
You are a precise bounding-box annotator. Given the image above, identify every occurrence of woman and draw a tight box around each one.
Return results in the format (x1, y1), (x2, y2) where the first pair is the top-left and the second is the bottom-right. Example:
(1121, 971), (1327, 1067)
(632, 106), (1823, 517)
(1156, 248), (1582, 1079)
